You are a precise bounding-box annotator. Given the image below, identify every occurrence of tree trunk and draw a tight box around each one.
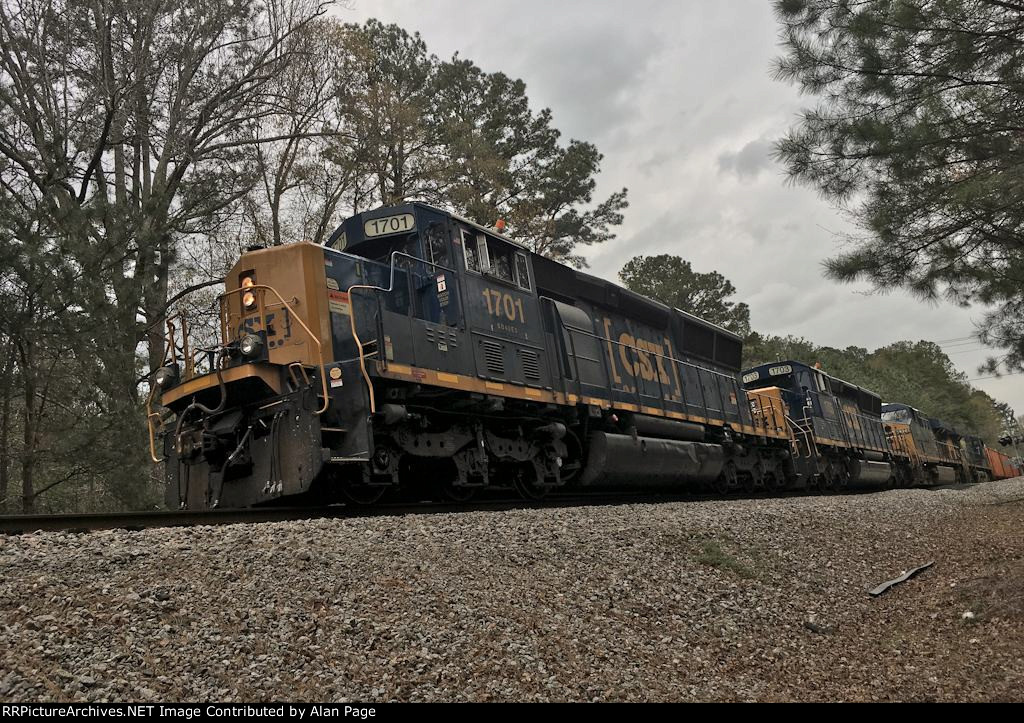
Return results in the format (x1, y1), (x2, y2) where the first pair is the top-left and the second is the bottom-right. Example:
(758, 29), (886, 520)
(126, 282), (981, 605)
(144, 234), (171, 382)
(0, 339), (12, 513)
(20, 341), (35, 514)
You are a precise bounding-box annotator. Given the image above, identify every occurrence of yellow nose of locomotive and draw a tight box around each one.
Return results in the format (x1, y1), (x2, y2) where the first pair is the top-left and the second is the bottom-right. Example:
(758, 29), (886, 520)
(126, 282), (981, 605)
(147, 242), (339, 510)
(222, 242), (333, 368)
(154, 242), (333, 412)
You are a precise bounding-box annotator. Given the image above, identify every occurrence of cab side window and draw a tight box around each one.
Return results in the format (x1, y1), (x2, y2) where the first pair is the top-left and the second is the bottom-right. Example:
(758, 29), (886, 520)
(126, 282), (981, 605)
(463, 230), (479, 271)
(514, 252), (531, 291)
(427, 224), (449, 268)
(463, 230), (493, 274)
(486, 238), (515, 283)
(462, 227), (531, 290)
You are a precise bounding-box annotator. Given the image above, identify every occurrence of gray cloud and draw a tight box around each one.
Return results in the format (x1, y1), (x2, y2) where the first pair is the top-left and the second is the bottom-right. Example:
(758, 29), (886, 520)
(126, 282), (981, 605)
(341, 0), (1024, 414)
(718, 138), (775, 180)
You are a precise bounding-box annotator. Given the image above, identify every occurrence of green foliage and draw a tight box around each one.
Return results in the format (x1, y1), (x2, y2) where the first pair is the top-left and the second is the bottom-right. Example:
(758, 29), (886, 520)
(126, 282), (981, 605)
(695, 539), (756, 579)
(773, 0), (1024, 372)
(337, 21), (628, 267)
(0, 0), (329, 511)
(618, 255), (751, 335)
(744, 334), (1009, 444)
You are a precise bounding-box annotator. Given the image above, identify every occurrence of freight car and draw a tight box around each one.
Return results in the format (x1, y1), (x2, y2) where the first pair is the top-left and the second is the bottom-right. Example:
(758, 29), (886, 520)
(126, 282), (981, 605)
(147, 202), (1020, 509)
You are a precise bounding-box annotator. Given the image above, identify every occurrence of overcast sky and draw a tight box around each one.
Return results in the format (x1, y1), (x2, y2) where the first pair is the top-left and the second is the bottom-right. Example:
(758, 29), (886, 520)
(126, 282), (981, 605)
(338, 0), (1024, 416)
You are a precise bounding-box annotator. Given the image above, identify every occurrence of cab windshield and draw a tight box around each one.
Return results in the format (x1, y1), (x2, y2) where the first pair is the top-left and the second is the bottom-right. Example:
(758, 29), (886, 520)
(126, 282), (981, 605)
(882, 408), (913, 424)
(348, 233), (421, 266)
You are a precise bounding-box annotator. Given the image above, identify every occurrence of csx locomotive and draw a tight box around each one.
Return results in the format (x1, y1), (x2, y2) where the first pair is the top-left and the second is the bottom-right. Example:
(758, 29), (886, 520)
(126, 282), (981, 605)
(148, 203), (1021, 509)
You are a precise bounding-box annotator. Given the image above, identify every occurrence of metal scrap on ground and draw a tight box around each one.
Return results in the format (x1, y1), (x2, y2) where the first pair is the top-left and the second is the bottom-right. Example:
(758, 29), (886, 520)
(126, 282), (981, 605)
(868, 561), (935, 597)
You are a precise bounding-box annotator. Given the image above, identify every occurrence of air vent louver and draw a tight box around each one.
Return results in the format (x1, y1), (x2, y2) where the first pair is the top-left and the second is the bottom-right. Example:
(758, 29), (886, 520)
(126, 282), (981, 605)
(520, 350), (541, 381)
(483, 340), (505, 377)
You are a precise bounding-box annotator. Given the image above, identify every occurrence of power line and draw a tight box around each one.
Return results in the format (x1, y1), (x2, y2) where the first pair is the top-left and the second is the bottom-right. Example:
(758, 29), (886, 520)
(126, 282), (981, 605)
(968, 371), (1024, 382)
(946, 347), (989, 355)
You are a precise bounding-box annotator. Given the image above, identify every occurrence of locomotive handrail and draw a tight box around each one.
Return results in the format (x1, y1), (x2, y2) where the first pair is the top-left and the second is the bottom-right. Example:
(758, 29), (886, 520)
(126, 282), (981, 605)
(221, 284), (330, 415)
(147, 314), (188, 464)
(145, 385), (166, 464)
(553, 319), (741, 384)
(785, 413), (819, 459)
(348, 249), (760, 430)
(347, 250), (448, 414)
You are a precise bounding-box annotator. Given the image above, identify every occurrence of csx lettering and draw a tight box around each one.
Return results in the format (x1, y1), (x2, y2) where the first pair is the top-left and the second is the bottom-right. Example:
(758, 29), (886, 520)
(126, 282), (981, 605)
(239, 310), (292, 341)
(617, 332), (670, 385)
(482, 288), (525, 323)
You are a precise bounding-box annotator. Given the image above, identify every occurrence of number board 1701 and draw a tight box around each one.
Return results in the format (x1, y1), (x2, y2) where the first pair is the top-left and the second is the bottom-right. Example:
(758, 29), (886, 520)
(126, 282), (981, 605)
(364, 213), (416, 238)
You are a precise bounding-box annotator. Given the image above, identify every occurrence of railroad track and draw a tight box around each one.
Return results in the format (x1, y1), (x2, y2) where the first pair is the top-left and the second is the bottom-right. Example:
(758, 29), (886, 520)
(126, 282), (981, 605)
(1, 479), (986, 535)
(0, 491), (702, 535)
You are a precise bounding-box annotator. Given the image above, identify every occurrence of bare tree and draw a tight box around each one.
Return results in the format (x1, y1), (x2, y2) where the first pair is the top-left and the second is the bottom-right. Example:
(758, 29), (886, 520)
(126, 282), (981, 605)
(0, 0), (332, 510)
(244, 18), (359, 246)
(0, 0), (331, 391)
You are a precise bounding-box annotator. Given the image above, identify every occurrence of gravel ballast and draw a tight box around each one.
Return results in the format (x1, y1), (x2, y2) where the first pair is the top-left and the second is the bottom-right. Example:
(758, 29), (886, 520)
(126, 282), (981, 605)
(2, 478), (1023, 702)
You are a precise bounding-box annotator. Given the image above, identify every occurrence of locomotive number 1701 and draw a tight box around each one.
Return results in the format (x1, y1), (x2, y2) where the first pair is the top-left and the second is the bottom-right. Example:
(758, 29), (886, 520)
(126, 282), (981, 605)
(482, 288), (526, 323)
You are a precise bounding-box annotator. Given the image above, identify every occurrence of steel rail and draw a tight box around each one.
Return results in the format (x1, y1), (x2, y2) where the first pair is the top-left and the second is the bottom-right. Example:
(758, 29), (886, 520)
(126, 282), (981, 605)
(1, 479), (997, 536)
(6, 486), (832, 536)
(0, 493), (695, 536)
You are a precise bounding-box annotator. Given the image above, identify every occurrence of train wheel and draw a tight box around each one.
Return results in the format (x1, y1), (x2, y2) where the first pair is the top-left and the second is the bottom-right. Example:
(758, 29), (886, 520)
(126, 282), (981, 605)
(763, 471), (781, 494)
(513, 463), (550, 501)
(713, 462), (738, 495)
(426, 458), (477, 503)
(834, 463), (851, 491)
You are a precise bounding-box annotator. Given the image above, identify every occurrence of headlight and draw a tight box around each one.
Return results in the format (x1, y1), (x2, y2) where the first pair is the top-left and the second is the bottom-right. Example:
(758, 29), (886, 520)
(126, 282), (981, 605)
(241, 276), (256, 310)
(154, 366), (178, 389)
(239, 334), (263, 358)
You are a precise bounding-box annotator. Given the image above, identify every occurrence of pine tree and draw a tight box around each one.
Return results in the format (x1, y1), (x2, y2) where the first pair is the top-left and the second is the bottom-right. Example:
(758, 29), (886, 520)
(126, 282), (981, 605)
(773, 0), (1024, 371)
(619, 255), (751, 335)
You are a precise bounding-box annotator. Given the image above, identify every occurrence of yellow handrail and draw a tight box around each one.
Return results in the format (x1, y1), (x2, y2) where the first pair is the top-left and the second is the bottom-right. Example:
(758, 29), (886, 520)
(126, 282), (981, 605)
(145, 385), (166, 464)
(146, 283), (331, 465)
(220, 284), (330, 415)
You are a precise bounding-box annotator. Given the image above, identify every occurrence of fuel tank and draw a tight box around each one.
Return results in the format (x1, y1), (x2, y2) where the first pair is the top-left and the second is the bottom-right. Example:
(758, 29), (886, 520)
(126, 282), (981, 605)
(579, 431), (724, 487)
(931, 465), (957, 485)
(848, 459), (892, 487)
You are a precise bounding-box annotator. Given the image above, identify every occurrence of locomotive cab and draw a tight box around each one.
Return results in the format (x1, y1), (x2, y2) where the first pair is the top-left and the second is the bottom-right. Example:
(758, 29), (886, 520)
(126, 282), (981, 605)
(881, 403), (965, 485)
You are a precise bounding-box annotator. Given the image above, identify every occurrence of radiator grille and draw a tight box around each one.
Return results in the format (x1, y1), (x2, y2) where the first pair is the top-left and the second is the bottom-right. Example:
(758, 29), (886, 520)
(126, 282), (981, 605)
(520, 349), (541, 381)
(483, 340), (505, 377)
